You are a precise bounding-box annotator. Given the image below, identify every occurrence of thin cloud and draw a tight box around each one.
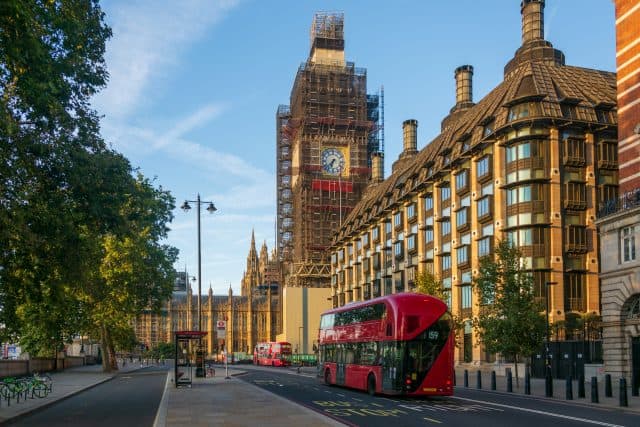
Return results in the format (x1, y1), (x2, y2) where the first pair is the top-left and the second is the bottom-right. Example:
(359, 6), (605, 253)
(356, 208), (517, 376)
(156, 103), (227, 148)
(95, 0), (240, 118)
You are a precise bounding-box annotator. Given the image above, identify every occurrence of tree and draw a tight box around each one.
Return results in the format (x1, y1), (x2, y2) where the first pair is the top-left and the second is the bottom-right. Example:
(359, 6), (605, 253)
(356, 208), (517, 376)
(0, 0), (111, 354)
(0, 2), (178, 374)
(472, 239), (546, 386)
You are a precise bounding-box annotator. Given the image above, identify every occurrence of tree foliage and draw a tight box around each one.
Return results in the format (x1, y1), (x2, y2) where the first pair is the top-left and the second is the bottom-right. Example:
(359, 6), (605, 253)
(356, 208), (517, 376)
(473, 240), (546, 383)
(0, 1), (178, 372)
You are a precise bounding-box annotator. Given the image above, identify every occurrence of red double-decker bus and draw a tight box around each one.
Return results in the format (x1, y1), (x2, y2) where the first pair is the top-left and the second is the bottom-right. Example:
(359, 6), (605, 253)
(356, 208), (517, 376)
(253, 341), (292, 367)
(318, 292), (454, 396)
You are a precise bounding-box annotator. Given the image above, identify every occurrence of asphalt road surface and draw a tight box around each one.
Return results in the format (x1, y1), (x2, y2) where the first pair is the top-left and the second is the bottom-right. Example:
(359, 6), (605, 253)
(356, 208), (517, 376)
(6, 366), (168, 427)
(240, 366), (638, 427)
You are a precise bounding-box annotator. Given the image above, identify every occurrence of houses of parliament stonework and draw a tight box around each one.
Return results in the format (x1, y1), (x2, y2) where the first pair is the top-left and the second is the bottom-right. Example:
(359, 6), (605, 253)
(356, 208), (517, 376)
(133, 231), (282, 356)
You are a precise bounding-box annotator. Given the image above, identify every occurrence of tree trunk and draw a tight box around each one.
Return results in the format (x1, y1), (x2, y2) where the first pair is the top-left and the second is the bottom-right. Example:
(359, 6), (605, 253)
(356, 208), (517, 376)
(100, 325), (119, 373)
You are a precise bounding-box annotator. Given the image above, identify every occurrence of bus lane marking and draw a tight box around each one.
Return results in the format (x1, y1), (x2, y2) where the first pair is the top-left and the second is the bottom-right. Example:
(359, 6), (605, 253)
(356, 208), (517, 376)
(312, 400), (408, 418)
(324, 408), (408, 417)
(451, 396), (625, 427)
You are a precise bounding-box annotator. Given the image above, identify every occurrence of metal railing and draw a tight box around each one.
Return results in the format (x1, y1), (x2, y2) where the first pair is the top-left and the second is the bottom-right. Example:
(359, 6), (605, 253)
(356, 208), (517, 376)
(598, 188), (640, 218)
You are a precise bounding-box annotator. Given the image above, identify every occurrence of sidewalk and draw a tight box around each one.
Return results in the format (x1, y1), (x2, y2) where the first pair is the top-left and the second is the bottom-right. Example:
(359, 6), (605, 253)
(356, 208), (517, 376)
(0, 363), (143, 424)
(153, 366), (344, 427)
(454, 368), (640, 414)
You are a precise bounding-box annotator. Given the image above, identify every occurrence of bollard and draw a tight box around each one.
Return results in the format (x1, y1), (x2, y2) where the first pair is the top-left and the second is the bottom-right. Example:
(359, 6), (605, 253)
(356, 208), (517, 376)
(591, 376), (599, 403)
(524, 370), (531, 395)
(464, 369), (469, 388)
(578, 374), (585, 398)
(507, 370), (513, 393)
(477, 370), (482, 389)
(491, 371), (496, 391)
(566, 375), (573, 400)
(545, 368), (553, 397)
(620, 378), (628, 407)
(453, 369), (456, 386)
(605, 374), (612, 397)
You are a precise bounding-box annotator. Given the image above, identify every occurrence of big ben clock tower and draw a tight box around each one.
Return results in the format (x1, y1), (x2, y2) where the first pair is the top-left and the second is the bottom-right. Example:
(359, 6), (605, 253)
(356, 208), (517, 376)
(276, 12), (380, 288)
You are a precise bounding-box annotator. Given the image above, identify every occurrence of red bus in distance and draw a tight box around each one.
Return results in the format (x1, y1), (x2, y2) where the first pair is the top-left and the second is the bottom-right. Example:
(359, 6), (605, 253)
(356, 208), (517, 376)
(318, 292), (454, 396)
(253, 341), (292, 367)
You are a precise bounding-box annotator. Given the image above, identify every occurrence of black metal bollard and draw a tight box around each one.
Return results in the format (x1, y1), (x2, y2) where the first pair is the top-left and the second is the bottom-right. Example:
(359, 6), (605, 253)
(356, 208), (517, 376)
(464, 369), (469, 388)
(620, 378), (628, 407)
(545, 367), (553, 397)
(578, 374), (585, 398)
(491, 370), (496, 390)
(453, 369), (456, 386)
(566, 375), (573, 400)
(507, 370), (513, 392)
(477, 370), (482, 389)
(591, 376), (599, 403)
(524, 370), (531, 395)
(605, 374), (612, 397)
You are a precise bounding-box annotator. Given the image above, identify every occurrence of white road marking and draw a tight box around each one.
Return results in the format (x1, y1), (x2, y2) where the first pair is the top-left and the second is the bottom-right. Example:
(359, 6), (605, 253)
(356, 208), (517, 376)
(423, 417), (442, 424)
(452, 396), (626, 427)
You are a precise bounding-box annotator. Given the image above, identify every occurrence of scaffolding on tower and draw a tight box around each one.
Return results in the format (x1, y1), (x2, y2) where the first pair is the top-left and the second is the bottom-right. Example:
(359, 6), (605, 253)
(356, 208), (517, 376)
(276, 12), (380, 288)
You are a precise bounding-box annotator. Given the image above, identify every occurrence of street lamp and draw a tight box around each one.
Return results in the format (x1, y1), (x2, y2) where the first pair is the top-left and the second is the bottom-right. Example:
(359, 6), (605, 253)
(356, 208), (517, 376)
(545, 281), (557, 397)
(182, 194), (217, 377)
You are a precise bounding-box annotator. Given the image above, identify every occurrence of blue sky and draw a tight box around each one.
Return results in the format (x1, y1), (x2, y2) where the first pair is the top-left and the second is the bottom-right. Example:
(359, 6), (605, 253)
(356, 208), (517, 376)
(92, 0), (616, 295)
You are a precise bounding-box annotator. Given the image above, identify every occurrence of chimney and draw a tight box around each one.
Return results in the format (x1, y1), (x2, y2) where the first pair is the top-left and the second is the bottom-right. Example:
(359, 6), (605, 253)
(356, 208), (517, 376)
(521, 0), (544, 45)
(371, 152), (384, 183)
(504, 0), (563, 77)
(454, 65), (473, 108)
(402, 119), (418, 155)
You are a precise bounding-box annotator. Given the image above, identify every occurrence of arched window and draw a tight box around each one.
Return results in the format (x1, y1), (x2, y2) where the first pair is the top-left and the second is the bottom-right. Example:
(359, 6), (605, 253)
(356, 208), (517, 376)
(621, 294), (640, 321)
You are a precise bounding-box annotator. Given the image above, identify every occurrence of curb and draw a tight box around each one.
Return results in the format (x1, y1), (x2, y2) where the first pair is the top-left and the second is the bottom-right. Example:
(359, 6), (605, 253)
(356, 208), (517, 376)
(453, 385), (640, 415)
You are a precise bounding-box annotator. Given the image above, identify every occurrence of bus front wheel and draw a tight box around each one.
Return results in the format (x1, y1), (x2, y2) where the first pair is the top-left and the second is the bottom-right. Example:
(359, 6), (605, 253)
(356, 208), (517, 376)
(324, 369), (332, 386)
(367, 374), (376, 396)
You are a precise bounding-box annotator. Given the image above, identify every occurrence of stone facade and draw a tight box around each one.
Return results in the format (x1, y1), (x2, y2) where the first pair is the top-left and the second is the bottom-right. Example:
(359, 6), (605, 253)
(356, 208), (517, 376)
(598, 0), (640, 387)
(133, 232), (282, 356)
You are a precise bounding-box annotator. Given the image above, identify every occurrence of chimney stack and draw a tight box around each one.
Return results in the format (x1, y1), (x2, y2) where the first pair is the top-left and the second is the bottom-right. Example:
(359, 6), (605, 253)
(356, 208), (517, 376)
(454, 65), (473, 108)
(371, 152), (384, 183)
(521, 0), (544, 45)
(402, 119), (418, 155)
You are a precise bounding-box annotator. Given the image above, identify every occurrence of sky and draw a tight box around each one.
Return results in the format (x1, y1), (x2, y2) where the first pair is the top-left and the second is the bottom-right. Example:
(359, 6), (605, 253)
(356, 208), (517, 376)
(91, 0), (616, 296)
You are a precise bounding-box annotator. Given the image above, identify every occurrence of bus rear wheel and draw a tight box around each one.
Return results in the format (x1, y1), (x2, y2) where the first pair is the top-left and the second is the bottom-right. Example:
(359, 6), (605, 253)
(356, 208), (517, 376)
(324, 369), (332, 386)
(367, 374), (376, 396)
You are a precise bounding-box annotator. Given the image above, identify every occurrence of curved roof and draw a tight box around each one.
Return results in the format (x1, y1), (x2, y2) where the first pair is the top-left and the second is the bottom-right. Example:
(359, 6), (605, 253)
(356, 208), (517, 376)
(333, 58), (616, 244)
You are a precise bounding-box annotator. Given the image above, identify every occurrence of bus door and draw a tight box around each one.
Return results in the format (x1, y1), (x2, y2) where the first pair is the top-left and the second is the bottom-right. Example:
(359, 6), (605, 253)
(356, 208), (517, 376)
(381, 342), (403, 392)
(336, 344), (346, 385)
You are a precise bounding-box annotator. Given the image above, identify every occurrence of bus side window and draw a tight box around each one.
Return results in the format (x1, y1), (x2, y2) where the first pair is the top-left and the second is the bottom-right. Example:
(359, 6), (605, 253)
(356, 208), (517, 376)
(386, 323), (392, 336)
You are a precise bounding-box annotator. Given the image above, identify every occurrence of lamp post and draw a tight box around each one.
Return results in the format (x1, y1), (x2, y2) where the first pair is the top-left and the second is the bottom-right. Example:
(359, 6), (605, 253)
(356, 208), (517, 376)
(545, 281), (557, 397)
(181, 194), (216, 377)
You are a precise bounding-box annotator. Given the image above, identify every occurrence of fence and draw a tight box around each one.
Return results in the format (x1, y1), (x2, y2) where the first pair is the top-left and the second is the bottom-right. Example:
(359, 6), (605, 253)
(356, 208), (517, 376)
(530, 340), (602, 379)
(0, 356), (93, 379)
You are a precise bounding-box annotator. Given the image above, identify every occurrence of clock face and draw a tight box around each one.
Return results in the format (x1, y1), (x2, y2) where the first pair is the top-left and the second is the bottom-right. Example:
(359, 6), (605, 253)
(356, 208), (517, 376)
(321, 148), (345, 175)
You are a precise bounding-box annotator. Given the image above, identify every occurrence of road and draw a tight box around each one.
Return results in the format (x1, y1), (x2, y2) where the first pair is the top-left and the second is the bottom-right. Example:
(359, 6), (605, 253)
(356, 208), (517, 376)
(7, 366), (168, 427)
(240, 366), (638, 427)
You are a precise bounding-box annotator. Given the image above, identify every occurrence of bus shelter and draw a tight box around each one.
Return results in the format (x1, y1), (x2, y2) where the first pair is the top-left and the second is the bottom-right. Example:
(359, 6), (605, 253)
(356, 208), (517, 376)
(174, 331), (207, 388)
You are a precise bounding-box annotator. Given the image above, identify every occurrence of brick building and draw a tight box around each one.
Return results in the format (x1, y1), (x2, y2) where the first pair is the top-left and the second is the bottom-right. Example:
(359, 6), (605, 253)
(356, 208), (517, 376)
(330, 0), (617, 365)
